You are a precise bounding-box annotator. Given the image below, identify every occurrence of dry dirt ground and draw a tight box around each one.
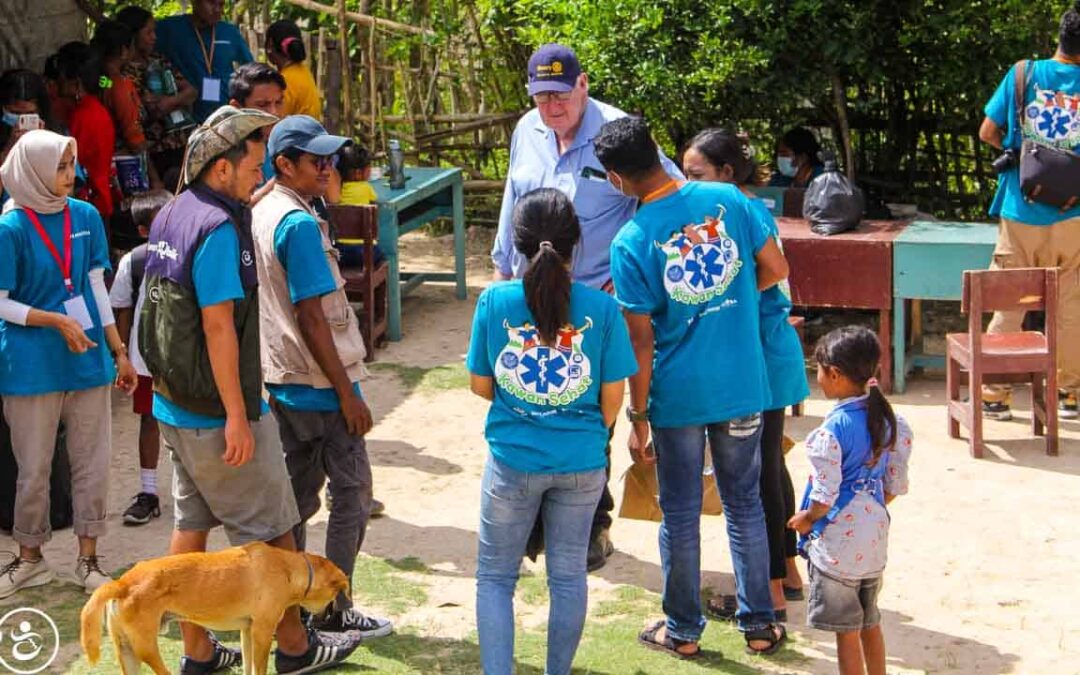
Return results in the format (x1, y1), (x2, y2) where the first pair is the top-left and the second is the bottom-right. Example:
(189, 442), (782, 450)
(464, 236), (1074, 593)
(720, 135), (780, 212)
(2, 228), (1078, 674)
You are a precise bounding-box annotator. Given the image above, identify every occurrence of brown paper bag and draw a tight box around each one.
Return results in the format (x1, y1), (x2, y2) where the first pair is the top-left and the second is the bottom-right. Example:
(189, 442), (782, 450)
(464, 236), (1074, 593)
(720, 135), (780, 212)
(619, 461), (724, 522)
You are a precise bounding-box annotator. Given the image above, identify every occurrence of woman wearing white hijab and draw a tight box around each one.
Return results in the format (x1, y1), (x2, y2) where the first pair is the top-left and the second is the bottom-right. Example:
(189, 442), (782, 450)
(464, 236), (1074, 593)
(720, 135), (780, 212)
(0, 129), (136, 599)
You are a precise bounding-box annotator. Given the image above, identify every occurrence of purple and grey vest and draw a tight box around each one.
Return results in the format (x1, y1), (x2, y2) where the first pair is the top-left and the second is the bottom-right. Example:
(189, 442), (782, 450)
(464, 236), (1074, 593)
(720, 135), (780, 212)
(139, 184), (263, 420)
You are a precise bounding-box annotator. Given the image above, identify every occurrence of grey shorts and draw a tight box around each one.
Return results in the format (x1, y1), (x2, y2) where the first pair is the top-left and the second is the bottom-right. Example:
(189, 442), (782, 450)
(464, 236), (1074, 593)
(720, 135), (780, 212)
(161, 415), (301, 545)
(807, 564), (882, 633)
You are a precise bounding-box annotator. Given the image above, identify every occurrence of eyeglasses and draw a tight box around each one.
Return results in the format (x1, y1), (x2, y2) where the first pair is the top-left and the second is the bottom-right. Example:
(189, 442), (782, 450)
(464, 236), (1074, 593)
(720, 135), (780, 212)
(308, 154), (335, 171)
(533, 91), (575, 105)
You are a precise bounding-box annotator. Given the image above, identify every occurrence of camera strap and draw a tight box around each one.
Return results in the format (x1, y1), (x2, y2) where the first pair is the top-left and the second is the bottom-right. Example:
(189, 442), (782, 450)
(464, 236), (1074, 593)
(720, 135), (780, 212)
(1013, 59), (1031, 135)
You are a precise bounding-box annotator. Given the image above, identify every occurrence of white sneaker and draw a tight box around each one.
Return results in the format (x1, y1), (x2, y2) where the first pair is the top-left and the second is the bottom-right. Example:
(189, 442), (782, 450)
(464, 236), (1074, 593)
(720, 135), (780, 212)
(76, 555), (111, 594)
(0, 556), (54, 599)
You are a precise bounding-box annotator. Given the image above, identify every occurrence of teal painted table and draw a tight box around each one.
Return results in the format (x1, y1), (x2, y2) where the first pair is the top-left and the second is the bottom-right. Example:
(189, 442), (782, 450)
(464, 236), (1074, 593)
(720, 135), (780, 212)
(372, 167), (466, 340)
(892, 220), (998, 392)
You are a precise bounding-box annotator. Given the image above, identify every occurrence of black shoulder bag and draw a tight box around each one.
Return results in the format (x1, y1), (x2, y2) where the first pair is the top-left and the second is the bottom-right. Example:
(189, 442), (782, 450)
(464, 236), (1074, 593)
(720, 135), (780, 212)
(1016, 59), (1080, 211)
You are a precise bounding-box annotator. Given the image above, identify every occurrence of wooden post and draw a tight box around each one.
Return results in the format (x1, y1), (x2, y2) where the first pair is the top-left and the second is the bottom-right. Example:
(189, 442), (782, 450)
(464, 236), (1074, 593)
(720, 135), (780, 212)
(324, 41), (342, 135)
(337, 0), (352, 137)
(368, 19), (377, 149)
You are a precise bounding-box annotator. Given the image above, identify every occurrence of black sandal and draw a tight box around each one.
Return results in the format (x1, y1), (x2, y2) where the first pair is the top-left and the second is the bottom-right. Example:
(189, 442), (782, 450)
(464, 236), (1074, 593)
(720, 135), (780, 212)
(638, 620), (701, 660)
(706, 594), (788, 623)
(744, 623), (787, 656)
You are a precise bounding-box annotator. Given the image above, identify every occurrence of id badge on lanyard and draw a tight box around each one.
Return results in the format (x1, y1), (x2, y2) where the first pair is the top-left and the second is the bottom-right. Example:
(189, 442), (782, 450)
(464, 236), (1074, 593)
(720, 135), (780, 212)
(24, 206), (94, 330)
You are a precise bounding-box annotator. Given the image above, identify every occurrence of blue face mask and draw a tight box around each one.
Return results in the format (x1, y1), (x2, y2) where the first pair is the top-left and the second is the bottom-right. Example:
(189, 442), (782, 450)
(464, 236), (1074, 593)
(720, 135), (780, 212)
(777, 156), (797, 177)
(1, 109), (17, 128)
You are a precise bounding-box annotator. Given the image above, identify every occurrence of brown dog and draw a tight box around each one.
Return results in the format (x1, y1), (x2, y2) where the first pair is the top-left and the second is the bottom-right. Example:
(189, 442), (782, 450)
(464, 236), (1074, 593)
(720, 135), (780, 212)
(80, 542), (349, 675)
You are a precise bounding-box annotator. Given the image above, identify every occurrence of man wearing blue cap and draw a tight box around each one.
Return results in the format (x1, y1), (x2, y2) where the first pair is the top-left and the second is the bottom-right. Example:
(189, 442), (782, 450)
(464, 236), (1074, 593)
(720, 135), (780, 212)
(252, 115), (393, 641)
(493, 43), (683, 571)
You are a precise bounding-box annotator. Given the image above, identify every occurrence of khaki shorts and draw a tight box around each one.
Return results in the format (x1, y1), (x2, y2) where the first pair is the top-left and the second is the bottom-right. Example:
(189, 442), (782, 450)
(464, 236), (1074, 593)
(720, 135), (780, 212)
(161, 415), (300, 545)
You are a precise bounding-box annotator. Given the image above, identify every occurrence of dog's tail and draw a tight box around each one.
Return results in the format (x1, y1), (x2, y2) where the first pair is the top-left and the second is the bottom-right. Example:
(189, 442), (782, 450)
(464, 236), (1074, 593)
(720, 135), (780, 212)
(80, 580), (123, 665)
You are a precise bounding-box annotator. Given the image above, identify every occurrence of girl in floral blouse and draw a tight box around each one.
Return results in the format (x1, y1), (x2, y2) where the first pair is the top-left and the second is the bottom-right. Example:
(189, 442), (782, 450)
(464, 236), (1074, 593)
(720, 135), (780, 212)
(789, 326), (912, 675)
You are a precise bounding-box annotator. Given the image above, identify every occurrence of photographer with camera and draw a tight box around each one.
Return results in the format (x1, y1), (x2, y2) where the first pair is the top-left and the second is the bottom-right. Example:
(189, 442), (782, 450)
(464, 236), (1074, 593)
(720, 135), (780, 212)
(978, 0), (1080, 421)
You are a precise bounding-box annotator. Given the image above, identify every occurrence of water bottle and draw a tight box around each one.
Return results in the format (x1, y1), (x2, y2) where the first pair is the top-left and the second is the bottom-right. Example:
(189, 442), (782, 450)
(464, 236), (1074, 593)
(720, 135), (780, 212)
(388, 139), (406, 189)
(145, 60), (165, 96)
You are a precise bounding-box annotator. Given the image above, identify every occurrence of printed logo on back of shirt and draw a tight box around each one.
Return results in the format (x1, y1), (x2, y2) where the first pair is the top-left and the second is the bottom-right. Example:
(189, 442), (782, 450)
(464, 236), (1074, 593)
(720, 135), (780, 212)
(1024, 85), (1080, 148)
(656, 206), (742, 305)
(495, 319), (593, 406)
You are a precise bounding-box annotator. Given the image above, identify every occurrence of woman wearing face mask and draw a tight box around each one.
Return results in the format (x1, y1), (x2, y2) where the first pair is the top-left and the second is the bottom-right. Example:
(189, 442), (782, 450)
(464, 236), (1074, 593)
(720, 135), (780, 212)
(768, 127), (824, 189)
(0, 130), (137, 600)
(0, 70), (50, 202)
(682, 128), (811, 621)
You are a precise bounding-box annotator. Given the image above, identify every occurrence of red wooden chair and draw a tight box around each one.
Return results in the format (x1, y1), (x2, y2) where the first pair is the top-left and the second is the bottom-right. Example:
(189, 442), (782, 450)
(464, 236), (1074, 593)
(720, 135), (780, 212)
(946, 268), (1059, 458)
(788, 314), (806, 417)
(327, 204), (388, 362)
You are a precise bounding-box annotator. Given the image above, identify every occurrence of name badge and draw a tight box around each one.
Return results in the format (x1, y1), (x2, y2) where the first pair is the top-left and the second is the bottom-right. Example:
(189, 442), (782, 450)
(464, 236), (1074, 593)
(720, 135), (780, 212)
(201, 77), (221, 103)
(63, 296), (94, 330)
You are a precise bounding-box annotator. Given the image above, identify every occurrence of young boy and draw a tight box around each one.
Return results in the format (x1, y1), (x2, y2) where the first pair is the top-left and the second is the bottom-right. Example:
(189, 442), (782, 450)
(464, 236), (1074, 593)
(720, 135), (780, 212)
(109, 189), (172, 525)
(336, 145), (377, 206)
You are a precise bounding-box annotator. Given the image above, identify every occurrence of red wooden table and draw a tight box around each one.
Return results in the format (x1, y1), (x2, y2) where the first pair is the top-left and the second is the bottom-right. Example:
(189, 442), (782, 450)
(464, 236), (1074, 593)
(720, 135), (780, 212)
(777, 218), (910, 393)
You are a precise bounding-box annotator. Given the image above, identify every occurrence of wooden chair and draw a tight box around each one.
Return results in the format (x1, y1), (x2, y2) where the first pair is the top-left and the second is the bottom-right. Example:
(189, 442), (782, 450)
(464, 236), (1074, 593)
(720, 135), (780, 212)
(946, 267), (1059, 458)
(327, 204), (388, 362)
(788, 314), (806, 417)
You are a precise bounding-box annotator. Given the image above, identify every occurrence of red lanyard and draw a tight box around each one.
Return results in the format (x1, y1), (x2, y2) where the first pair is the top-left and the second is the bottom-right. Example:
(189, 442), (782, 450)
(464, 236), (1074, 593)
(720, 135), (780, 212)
(23, 206), (74, 295)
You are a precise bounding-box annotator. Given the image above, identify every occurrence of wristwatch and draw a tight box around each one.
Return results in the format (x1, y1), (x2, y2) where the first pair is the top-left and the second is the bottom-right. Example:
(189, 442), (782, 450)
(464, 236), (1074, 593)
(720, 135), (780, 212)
(625, 406), (649, 423)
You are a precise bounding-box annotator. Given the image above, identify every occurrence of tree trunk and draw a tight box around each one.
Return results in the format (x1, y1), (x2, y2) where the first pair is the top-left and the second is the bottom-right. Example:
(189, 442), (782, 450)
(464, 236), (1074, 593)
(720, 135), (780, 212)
(832, 73), (855, 180)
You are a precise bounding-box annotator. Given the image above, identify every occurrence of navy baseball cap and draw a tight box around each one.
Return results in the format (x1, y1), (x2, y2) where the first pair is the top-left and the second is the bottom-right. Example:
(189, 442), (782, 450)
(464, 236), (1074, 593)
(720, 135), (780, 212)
(527, 44), (581, 96)
(268, 115), (351, 158)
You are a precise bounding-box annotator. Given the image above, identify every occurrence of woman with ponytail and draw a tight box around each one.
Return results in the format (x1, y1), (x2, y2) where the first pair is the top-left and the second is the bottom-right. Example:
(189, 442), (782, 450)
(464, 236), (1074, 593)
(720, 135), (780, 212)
(466, 187), (637, 674)
(266, 20), (322, 119)
(684, 128), (811, 621)
(788, 325), (913, 675)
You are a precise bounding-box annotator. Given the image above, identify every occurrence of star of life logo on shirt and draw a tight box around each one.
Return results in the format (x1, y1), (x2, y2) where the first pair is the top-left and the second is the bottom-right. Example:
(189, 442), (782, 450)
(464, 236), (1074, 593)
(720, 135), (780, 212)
(494, 319), (594, 406)
(657, 207), (742, 305)
(1024, 85), (1080, 148)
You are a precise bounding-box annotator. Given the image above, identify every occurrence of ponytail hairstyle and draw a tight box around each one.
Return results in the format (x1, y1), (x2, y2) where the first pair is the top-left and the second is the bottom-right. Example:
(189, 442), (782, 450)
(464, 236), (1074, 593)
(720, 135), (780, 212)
(511, 188), (581, 345)
(1061, 1), (1080, 57)
(268, 20), (307, 63)
(90, 20), (134, 62)
(814, 325), (897, 464)
(684, 128), (769, 186)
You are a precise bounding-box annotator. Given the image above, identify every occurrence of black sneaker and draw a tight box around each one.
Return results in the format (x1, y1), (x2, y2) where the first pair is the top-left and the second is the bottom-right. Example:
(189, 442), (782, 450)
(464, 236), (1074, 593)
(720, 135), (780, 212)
(179, 633), (241, 674)
(586, 529), (614, 572)
(315, 608), (393, 639)
(123, 492), (161, 526)
(370, 498), (386, 518)
(982, 400), (1012, 421)
(276, 627), (363, 674)
(1060, 391), (1079, 420)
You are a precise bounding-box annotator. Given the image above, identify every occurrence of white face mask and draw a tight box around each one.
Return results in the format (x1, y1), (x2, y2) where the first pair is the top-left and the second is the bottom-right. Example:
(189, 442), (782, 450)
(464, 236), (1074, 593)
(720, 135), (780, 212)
(777, 156), (797, 177)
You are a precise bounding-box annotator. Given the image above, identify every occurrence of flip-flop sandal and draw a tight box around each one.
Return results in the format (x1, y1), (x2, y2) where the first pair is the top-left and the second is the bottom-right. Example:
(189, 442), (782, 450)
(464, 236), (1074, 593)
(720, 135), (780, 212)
(744, 623), (787, 656)
(638, 619), (701, 660)
(783, 584), (805, 601)
(707, 594), (787, 623)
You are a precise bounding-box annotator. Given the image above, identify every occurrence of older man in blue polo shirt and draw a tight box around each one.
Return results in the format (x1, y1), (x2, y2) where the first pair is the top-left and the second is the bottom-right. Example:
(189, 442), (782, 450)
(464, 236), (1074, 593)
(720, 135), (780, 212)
(493, 43), (682, 571)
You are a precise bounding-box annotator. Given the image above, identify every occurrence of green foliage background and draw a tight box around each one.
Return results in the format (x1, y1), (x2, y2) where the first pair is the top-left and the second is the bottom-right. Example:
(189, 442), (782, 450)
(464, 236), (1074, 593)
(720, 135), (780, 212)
(98, 0), (1075, 216)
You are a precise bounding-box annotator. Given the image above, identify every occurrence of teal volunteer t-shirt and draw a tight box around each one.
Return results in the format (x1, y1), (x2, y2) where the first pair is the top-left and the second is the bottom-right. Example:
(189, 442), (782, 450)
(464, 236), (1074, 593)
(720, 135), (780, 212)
(610, 181), (771, 427)
(152, 222), (269, 428)
(155, 15), (254, 122)
(0, 198), (115, 395)
(466, 281), (638, 474)
(265, 210), (363, 412)
(748, 197), (808, 410)
(984, 58), (1080, 225)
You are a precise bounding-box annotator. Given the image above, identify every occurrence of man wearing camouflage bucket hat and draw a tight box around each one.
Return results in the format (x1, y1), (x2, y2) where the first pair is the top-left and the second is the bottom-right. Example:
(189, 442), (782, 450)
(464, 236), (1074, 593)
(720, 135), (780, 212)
(139, 106), (364, 674)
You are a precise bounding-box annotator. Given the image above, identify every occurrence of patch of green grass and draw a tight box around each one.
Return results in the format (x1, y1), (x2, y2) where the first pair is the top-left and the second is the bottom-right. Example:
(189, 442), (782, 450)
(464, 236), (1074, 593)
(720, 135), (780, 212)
(370, 361), (470, 392)
(517, 571), (548, 606)
(353, 555), (430, 616)
(593, 584), (649, 617)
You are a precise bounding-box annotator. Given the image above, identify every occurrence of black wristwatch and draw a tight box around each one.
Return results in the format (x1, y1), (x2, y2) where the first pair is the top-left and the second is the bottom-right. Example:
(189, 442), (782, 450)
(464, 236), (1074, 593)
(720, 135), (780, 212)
(625, 406), (649, 423)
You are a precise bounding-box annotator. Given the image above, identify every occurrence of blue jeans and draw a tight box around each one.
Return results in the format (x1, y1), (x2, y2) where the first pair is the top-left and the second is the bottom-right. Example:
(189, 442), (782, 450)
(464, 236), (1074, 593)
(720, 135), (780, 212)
(476, 455), (606, 675)
(653, 416), (775, 639)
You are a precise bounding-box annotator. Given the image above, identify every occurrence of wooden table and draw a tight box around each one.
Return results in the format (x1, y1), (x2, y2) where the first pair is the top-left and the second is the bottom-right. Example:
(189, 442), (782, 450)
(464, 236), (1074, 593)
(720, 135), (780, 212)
(372, 167), (466, 341)
(778, 218), (909, 392)
(892, 220), (998, 392)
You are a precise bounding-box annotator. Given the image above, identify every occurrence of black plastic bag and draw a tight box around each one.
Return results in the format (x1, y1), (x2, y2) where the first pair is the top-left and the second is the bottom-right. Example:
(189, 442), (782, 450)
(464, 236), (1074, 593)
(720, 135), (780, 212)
(803, 157), (864, 235)
(0, 400), (73, 533)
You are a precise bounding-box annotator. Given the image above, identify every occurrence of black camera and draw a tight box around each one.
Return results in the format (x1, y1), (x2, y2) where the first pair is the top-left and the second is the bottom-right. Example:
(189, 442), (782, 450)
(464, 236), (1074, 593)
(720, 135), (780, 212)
(992, 148), (1018, 174)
